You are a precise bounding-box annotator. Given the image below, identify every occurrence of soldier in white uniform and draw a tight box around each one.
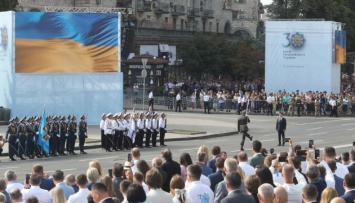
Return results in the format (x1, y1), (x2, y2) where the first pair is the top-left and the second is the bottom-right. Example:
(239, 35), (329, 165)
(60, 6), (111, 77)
(151, 112), (159, 147)
(104, 113), (114, 152)
(136, 113), (145, 148)
(99, 114), (106, 149)
(145, 112), (152, 148)
(159, 113), (167, 146)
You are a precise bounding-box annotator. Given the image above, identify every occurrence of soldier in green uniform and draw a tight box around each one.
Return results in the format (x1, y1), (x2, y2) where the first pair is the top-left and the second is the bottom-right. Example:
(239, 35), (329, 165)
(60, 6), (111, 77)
(79, 115), (87, 154)
(238, 110), (253, 151)
(17, 117), (27, 160)
(68, 116), (77, 155)
(6, 118), (18, 161)
(59, 116), (68, 156)
(50, 116), (60, 157)
(288, 96), (295, 117)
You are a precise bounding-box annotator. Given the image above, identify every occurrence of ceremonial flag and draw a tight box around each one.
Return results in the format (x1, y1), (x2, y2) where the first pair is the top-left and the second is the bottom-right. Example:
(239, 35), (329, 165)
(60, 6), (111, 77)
(37, 111), (49, 153)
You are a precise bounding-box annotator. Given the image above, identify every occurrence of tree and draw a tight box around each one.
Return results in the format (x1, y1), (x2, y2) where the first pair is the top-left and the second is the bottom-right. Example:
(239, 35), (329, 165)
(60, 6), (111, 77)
(0, 0), (18, 11)
(265, 0), (303, 19)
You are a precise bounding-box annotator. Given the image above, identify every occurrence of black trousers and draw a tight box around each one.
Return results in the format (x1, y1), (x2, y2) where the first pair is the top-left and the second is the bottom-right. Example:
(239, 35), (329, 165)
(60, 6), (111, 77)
(34, 133), (42, 155)
(101, 129), (105, 149)
(68, 133), (77, 152)
(113, 131), (119, 150)
(152, 129), (158, 147)
(159, 128), (166, 146)
(204, 101), (210, 113)
(267, 103), (273, 115)
(105, 134), (113, 150)
(278, 130), (285, 145)
(123, 135), (132, 149)
(50, 132), (59, 154)
(115, 131), (124, 150)
(240, 131), (252, 148)
(176, 100), (182, 112)
(59, 132), (67, 154)
(136, 129), (144, 148)
(18, 135), (26, 157)
(8, 135), (17, 158)
(26, 133), (34, 156)
(79, 133), (86, 151)
(145, 129), (151, 147)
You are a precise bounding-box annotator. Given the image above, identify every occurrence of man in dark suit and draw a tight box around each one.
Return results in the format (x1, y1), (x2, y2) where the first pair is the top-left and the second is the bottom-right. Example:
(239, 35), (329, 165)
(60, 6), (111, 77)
(347, 149), (355, 173)
(161, 148), (181, 192)
(341, 173), (355, 203)
(249, 140), (264, 168)
(276, 112), (287, 146)
(208, 157), (225, 192)
(207, 146), (221, 173)
(32, 164), (55, 191)
(221, 171), (255, 203)
(112, 163), (125, 202)
(301, 184), (318, 203)
(91, 183), (116, 203)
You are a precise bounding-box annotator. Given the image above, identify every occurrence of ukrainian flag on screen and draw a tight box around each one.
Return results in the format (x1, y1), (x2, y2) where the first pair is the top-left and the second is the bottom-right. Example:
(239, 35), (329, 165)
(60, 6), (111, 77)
(335, 30), (346, 64)
(15, 12), (119, 73)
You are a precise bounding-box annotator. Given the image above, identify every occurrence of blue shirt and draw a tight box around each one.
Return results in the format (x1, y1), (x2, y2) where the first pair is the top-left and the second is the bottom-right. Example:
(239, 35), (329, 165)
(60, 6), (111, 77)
(56, 182), (75, 200)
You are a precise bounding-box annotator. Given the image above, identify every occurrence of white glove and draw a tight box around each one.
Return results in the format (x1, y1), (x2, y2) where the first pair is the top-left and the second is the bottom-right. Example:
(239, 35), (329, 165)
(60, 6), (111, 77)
(16, 139), (19, 143)
(36, 132), (39, 135)
(56, 134), (60, 138)
(65, 133), (68, 137)
(74, 133), (77, 136)
(33, 137), (36, 142)
(85, 132), (87, 136)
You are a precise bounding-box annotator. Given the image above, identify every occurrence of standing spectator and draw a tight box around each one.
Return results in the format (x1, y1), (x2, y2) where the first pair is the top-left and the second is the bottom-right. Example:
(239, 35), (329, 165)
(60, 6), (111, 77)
(4, 170), (23, 193)
(90, 183), (116, 203)
(320, 147), (349, 179)
(126, 184), (146, 203)
(249, 140), (264, 168)
(51, 187), (66, 203)
(347, 149), (355, 173)
(207, 146), (221, 173)
(0, 193), (5, 203)
(87, 168), (100, 191)
(301, 184), (318, 203)
(176, 91), (182, 112)
(170, 175), (193, 203)
(320, 188), (338, 203)
(255, 166), (276, 188)
(133, 172), (148, 193)
(88, 160), (103, 178)
(197, 152), (213, 176)
(161, 148), (181, 193)
(32, 164), (55, 191)
(203, 91), (211, 114)
(136, 160), (151, 179)
(257, 183), (275, 203)
(221, 172), (254, 203)
(330, 197), (346, 203)
(112, 163), (125, 201)
(179, 153), (193, 182)
(145, 169), (172, 203)
(0, 179), (10, 203)
(208, 157), (225, 192)
(131, 148), (141, 174)
(186, 165), (214, 203)
(21, 174), (51, 203)
(273, 186), (288, 203)
(266, 94), (274, 116)
(119, 180), (131, 203)
(152, 157), (167, 187)
(100, 176), (116, 198)
(67, 174), (91, 203)
(133, 84), (139, 95)
(65, 174), (79, 193)
(276, 112), (287, 146)
(278, 164), (303, 203)
(327, 160), (345, 196)
(245, 175), (261, 203)
(306, 164), (326, 202)
(238, 152), (254, 177)
(341, 152), (350, 166)
(191, 92), (196, 110)
(340, 173), (355, 203)
(9, 188), (23, 203)
(51, 170), (75, 200)
(148, 90), (154, 112)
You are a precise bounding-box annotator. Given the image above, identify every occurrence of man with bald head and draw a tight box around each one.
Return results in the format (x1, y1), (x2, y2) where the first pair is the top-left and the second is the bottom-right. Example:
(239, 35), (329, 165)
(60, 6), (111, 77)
(330, 197), (346, 203)
(152, 157), (167, 186)
(273, 186), (288, 203)
(279, 164), (303, 203)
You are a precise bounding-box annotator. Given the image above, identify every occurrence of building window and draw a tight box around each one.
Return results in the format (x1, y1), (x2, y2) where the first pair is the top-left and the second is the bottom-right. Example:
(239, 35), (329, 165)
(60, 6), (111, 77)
(181, 19), (184, 30)
(216, 23), (219, 33)
(238, 0), (246, 3)
(165, 17), (169, 23)
(209, 22), (212, 32)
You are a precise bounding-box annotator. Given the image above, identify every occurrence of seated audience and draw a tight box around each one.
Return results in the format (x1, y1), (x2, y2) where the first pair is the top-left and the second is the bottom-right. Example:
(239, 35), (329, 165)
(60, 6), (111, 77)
(220, 171), (254, 203)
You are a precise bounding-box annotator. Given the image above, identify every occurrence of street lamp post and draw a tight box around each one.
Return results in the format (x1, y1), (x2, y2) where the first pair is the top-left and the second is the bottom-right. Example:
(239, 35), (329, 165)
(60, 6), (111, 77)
(141, 58), (148, 112)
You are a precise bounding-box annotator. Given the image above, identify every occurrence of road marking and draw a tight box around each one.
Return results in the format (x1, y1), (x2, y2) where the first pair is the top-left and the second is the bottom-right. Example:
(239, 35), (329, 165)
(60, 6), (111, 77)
(178, 148), (197, 152)
(299, 140), (323, 144)
(347, 128), (355, 131)
(263, 134), (275, 137)
(318, 144), (353, 150)
(46, 168), (77, 173)
(79, 156), (118, 162)
(205, 140), (226, 143)
(307, 127), (322, 130)
(308, 132), (327, 136)
(230, 148), (251, 153)
(341, 123), (354, 126)
(259, 139), (275, 142)
(295, 119), (349, 126)
(0, 167), (19, 170)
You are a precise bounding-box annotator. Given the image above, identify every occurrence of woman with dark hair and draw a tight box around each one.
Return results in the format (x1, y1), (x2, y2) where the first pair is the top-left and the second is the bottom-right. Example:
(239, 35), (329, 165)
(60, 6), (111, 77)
(136, 160), (151, 178)
(179, 153), (193, 182)
(255, 165), (276, 187)
(127, 184), (146, 203)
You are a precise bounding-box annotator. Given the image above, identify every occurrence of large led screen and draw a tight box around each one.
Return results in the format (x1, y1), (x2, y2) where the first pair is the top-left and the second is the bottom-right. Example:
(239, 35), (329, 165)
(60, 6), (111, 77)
(15, 12), (120, 73)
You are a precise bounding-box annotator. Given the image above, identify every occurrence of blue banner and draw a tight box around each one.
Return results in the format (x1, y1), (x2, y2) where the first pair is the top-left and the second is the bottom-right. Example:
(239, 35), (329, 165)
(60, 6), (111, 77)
(37, 111), (49, 153)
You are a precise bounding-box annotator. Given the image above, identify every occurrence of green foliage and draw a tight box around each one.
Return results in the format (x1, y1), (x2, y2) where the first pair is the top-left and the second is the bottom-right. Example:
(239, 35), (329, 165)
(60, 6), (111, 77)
(266, 0), (355, 51)
(0, 0), (18, 11)
(152, 86), (165, 96)
(180, 33), (265, 80)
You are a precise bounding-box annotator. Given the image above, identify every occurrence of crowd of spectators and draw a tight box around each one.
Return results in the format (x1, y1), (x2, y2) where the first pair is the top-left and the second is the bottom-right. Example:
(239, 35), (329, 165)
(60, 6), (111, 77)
(0, 139), (354, 203)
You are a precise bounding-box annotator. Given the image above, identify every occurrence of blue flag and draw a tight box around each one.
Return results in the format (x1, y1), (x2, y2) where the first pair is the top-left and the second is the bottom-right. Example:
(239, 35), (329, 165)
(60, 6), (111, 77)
(37, 111), (50, 153)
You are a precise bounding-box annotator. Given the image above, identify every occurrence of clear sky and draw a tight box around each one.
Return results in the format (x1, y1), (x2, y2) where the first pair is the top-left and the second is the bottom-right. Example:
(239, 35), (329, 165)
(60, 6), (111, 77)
(261, 0), (273, 5)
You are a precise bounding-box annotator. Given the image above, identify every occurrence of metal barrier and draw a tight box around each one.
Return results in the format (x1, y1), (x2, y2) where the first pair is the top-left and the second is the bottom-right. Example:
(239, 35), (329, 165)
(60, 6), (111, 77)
(124, 95), (355, 116)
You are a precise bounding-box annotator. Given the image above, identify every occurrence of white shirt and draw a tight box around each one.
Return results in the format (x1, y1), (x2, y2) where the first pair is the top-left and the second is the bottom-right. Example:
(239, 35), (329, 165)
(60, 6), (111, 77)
(239, 162), (255, 178)
(280, 183), (303, 203)
(148, 91), (153, 99)
(132, 159), (140, 175)
(22, 186), (51, 203)
(325, 173), (336, 189)
(185, 175), (211, 188)
(320, 160), (349, 179)
(203, 94), (210, 102)
(145, 188), (173, 203)
(176, 94), (181, 101)
(142, 182), (149, 194)
(186, 181), (214, 203)
(6, 181), (24, 193)
(137, 119), (144, 130)
(152, 118), (158, 130)
(99, 119), (105, 130)
(145, 119), (152, 130)
(159, 118), (166, 129)
(104, 119), (113, 135)
(266, 96), (274, 104)
(67, 188), (91, 203)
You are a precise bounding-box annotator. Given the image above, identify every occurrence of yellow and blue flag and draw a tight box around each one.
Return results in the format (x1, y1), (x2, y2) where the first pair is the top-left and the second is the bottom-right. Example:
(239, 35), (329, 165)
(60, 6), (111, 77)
(37, 111), (49, 153)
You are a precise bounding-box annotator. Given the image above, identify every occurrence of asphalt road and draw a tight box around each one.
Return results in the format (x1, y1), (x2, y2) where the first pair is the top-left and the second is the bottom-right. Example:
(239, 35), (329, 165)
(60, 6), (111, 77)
(0, 114), (354, 182)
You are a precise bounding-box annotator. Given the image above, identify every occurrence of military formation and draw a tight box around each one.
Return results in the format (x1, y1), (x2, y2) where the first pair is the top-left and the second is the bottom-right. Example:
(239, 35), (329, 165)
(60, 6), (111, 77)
(100, 111), (167, 152)
(5, 115), (88, 161)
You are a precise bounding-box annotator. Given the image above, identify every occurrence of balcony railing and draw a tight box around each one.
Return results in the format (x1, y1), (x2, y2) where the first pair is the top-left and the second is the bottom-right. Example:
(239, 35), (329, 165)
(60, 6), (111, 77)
(137, 0), (152, 12)
(171, 5), (185, 16)
(154, 3), (170, 14)
(187, 7), (200, 17)
(202, 10), (214, 19)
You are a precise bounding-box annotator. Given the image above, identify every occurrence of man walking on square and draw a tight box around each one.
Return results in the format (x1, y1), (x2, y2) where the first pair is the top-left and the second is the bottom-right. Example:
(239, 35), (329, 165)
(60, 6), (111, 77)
(238, 110), (252, 151)
(276, 112), (287, 146)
